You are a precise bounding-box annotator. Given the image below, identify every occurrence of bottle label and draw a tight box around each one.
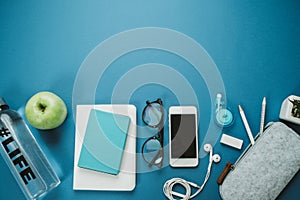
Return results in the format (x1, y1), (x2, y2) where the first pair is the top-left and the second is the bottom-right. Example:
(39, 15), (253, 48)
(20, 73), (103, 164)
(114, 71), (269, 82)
(0, 126), (36, 185)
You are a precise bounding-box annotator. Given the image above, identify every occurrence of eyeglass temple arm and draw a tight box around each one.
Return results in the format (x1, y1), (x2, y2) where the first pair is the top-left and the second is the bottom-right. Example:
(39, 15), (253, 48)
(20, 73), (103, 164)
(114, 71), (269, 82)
(158, 123), (164, 145)
(148, 148), (164, 168)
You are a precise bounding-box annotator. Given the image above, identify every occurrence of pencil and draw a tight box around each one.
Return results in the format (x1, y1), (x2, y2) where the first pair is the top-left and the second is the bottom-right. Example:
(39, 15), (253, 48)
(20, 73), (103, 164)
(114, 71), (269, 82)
(238, 105), (255, 145)
(259, 97), (266, 135)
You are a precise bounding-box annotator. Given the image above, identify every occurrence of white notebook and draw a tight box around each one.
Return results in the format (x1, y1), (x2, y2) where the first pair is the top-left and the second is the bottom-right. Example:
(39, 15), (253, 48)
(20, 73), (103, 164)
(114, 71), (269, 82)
(73, 105), (136, 191)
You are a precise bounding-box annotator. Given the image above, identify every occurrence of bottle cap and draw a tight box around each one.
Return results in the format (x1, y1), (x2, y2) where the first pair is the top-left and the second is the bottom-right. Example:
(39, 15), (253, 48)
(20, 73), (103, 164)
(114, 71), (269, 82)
(215, 108), (234, 128)
(0, 98), (9, 110)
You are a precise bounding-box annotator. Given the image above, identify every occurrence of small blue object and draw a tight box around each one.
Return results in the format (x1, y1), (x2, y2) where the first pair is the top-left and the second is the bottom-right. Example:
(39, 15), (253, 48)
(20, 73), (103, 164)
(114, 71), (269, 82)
(78, 109), (131, 175)
(215, 108), (234, 128)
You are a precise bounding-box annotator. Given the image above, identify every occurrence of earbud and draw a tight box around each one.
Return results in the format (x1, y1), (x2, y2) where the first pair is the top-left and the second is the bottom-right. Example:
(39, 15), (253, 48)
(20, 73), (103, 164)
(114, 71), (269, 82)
(204, 144), (212, 152)
(203, 144), (221, 163)
(212, 154), (221, 163)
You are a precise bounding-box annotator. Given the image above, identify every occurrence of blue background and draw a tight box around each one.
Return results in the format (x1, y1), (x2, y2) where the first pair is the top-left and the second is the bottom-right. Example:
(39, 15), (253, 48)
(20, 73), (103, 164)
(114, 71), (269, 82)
(1, 0), (300, 199)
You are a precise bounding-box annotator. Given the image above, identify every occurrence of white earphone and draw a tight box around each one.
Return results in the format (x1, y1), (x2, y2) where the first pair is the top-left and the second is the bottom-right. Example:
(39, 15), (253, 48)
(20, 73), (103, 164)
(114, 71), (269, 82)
(163, 144), (221, 200)
(204, 144), (221, 163)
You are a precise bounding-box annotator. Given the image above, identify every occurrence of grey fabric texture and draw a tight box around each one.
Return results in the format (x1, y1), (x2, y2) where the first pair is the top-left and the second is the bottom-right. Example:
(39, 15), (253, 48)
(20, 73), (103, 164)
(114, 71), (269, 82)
(219, 122), (300, 200)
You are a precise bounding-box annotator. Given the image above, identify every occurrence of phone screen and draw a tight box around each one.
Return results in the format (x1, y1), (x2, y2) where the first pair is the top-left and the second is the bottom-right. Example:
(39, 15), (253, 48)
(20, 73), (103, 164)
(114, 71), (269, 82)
(170, 114), (197, 158)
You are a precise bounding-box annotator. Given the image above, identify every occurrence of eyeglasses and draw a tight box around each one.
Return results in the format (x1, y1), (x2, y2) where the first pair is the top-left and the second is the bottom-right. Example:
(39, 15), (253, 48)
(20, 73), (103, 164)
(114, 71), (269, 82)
(141, 98), (164, 168)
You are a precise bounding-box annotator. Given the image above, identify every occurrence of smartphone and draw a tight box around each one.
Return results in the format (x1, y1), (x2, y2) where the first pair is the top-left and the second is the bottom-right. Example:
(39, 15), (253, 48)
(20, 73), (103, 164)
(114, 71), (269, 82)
(169, 106), (199, 167)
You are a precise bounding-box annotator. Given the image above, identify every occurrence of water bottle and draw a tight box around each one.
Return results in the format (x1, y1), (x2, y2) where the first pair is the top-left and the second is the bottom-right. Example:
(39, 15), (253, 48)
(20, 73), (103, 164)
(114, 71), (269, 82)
(0, 98), (60, 200)
(214, 94), (234, 128)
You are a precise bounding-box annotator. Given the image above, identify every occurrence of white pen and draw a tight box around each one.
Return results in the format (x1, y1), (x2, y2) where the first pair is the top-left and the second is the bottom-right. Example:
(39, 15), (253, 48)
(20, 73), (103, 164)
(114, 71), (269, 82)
(259, 97), (266, 135)
(238, 105), (255, 145)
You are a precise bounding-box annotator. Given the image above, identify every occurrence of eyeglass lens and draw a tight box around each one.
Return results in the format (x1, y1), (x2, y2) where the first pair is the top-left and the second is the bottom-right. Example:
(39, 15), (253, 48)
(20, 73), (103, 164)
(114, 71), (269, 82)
(143, 102), (163, 127)
(143, 138), (163, 165)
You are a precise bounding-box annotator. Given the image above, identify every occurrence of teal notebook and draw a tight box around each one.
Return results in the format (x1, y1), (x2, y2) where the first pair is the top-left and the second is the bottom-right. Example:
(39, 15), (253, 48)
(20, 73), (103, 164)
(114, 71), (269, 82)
(78, 109), (131, 175)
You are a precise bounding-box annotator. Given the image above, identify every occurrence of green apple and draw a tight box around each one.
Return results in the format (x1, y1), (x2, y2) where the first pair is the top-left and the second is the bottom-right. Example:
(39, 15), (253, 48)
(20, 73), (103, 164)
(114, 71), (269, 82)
(25, 91), (67, 130)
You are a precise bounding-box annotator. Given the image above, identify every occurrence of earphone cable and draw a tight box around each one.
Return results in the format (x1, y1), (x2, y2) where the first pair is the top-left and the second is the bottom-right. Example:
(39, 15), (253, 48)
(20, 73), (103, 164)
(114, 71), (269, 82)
(163, 151), (214, 200)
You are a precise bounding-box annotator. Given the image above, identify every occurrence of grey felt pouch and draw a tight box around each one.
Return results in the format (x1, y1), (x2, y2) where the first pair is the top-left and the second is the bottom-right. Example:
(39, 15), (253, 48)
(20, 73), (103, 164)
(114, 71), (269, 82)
(219, 122), (300, 200)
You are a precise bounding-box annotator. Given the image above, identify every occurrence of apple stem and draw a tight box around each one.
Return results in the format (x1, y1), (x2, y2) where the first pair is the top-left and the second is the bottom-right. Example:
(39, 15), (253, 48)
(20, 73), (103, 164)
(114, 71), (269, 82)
(38, 103), (46, 112)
